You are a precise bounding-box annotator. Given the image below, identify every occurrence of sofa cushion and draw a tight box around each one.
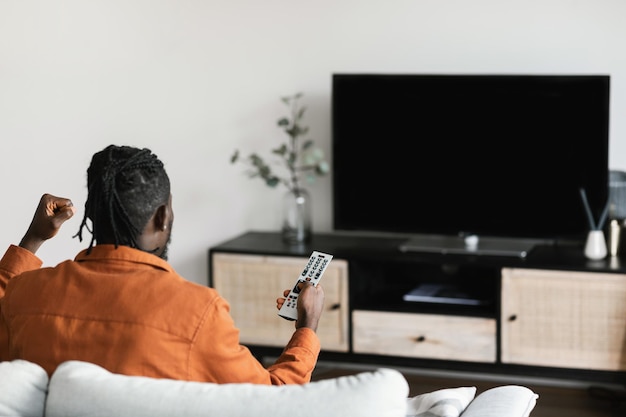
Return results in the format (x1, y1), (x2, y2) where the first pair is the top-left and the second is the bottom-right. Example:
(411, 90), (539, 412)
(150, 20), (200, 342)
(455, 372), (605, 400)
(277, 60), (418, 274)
(0, 359), (48, 417)
(406, 386), (476, 417)
(460, 385), (538, 417)
(46, 360), (409, 417)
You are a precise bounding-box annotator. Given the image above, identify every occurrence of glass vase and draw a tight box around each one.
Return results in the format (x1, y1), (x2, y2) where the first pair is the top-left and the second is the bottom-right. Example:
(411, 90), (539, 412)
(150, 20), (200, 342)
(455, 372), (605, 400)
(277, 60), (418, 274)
(282, 188), (311, 244)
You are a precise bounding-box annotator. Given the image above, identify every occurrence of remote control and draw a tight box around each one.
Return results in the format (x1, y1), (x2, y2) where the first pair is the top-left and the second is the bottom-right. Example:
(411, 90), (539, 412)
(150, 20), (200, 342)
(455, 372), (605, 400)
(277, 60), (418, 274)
(278, 251), (333, 321)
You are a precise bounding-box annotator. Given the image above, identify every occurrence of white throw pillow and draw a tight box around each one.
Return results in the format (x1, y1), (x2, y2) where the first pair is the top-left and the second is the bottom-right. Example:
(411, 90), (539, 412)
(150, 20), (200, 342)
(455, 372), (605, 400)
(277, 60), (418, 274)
(460, 385), (538, 417)
(46, 360), (409, 417)
(406, 386), (476, 417)
(0, 360), (49, 417)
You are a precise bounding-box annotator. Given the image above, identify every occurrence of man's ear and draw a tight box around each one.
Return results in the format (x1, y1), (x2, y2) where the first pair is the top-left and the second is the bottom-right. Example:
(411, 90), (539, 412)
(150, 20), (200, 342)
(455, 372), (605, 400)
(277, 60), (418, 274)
(153, 195), (173, 232)
(153, 205), (168, 232)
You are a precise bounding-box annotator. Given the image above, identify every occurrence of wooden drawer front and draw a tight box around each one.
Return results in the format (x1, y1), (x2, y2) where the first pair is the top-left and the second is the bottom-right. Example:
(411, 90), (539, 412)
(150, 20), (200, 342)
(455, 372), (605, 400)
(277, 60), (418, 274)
(211, 253), (349, 352)
(352, 310), (496, 362)
(501, 268), (626, 371)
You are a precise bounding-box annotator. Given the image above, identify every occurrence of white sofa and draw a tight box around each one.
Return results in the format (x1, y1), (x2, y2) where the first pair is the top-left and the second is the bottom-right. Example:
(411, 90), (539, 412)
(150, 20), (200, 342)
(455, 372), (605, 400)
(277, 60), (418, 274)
(0, 359), (538, 417)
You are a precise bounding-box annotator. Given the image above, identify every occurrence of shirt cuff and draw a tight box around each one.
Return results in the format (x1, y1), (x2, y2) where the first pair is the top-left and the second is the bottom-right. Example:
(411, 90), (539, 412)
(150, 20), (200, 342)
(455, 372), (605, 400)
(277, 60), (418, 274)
(289, 327), (321, 354)
(0, 244), (43, 276)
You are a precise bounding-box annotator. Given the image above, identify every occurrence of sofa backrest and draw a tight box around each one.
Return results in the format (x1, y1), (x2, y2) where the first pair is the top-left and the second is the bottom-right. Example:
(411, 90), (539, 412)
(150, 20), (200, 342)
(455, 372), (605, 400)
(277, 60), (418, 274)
(0, 359), (48, 417)
(45, 360), (410, 417)
(0, 359), (538, 417)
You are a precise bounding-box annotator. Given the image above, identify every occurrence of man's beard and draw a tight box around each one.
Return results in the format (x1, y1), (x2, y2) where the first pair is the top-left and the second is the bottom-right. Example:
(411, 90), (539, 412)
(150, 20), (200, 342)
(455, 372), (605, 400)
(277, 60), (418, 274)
(144, 220), (173, 260)
(159, 220), (174, 261)
(159, 221), (173, 261)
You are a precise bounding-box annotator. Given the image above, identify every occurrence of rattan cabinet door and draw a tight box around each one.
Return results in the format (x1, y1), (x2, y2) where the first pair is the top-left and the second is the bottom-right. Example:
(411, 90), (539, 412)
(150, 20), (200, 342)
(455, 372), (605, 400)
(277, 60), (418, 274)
(211, 253), (349, 352)
(501, 267), (626, 371)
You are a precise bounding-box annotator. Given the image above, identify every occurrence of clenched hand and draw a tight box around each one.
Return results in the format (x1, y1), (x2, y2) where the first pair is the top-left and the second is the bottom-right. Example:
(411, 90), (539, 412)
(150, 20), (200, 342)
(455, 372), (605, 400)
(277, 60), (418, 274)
(19, 193), (76, 254)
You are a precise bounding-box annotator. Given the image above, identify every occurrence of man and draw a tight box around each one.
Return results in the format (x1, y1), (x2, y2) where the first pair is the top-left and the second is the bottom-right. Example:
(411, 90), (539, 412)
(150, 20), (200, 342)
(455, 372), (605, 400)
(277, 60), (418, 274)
(0, 144), (325, 385)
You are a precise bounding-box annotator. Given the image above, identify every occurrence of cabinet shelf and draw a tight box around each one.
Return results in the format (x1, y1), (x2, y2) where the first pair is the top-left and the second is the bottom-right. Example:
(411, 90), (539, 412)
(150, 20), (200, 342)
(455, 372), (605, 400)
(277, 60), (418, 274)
(349, 259), (498, 317)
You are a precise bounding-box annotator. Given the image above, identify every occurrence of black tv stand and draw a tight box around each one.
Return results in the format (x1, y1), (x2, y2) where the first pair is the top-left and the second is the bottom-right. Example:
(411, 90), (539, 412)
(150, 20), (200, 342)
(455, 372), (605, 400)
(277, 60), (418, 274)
(398, 234), (546, 259)
(209, 230), (626, 386)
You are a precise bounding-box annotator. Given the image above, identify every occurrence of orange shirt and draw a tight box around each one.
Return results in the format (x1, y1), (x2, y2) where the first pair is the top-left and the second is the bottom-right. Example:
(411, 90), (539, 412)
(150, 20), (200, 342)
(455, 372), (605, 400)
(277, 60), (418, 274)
(0, 244), (320, 384)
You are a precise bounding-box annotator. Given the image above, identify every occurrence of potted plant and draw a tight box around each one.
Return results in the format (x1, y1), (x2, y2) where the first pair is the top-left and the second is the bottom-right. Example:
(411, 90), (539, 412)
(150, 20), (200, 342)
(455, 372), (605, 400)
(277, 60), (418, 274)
(231, 92), (329, 243)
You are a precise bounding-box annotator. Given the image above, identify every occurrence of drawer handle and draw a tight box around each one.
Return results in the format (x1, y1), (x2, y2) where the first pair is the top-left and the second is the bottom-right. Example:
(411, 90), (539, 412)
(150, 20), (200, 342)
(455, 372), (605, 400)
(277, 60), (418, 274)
(508, 314), (517, 322)
(415, 335), (426, 343)
(330, 303), (341, 311)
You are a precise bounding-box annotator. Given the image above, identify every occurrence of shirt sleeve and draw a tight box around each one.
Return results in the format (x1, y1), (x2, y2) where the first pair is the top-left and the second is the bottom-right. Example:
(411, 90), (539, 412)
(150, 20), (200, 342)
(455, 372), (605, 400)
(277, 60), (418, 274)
(0, 245), (43, 296)
(189, 295), (320, 385)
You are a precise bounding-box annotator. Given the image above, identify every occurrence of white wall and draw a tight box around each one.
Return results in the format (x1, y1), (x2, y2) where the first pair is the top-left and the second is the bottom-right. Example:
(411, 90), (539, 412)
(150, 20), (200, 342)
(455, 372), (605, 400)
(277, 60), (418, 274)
(1, 0), (625, 285)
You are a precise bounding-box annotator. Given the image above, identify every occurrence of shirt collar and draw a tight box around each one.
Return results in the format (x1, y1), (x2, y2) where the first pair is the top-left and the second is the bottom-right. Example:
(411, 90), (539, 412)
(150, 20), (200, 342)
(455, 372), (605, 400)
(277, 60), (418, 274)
(74, 244), (173, 272)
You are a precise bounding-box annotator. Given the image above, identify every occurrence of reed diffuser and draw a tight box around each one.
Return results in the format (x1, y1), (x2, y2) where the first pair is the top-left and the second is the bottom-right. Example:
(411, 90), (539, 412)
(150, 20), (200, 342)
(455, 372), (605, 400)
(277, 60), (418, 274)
(579, 188), (609, 260)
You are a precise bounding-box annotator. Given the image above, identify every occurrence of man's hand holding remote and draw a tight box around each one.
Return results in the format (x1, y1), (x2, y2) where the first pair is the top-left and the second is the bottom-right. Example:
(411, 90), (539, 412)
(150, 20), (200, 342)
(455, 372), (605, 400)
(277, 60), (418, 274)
(277, 281), (325, 331)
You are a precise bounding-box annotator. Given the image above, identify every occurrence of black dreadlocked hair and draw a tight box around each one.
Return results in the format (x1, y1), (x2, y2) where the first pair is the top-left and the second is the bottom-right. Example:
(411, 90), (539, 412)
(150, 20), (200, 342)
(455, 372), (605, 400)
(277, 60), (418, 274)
(74, 145), (171, 253)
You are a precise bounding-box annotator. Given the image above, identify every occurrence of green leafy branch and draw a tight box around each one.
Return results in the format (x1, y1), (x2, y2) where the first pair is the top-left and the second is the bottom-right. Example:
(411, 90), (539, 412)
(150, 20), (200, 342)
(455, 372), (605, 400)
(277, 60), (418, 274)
(230, 92), (329, 193)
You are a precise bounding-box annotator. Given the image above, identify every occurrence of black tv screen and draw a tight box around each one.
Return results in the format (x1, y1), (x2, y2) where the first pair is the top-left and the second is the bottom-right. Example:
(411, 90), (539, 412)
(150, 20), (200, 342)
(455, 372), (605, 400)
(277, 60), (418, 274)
(332, 74), (610, 246)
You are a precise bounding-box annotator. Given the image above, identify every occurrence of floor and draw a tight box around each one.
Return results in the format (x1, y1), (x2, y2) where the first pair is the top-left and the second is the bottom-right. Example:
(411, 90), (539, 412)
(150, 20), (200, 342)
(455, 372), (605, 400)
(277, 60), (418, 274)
(310, 362), (626, 417)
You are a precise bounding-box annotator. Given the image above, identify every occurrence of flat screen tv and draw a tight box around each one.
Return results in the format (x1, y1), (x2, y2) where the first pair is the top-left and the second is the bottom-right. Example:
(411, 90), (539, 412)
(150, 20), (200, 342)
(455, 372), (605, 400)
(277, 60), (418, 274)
(332, 73), (610, 256)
